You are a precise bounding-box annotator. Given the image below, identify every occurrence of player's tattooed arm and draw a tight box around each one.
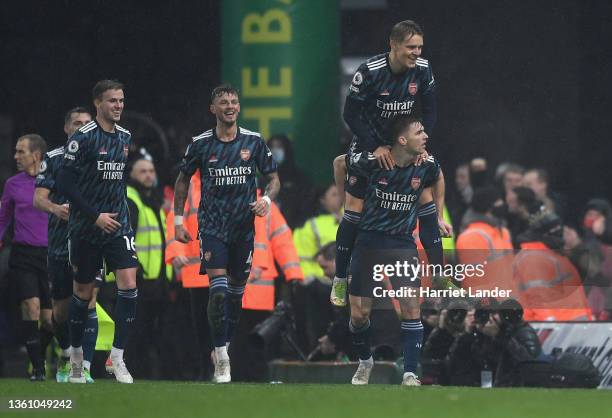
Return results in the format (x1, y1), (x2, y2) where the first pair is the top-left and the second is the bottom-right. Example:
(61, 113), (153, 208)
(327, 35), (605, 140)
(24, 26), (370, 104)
(173, 171), (192, 243)
(263, 171), (280, 201)
(251, 172), (280, 217)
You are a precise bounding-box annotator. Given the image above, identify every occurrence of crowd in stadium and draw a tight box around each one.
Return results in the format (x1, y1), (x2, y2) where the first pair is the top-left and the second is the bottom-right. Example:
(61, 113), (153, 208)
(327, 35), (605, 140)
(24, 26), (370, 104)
(1, 120), (610, 384)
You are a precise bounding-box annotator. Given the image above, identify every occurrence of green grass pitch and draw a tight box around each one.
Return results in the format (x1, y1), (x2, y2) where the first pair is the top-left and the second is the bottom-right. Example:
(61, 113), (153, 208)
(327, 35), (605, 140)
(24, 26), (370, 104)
(0, 379), (610, 418)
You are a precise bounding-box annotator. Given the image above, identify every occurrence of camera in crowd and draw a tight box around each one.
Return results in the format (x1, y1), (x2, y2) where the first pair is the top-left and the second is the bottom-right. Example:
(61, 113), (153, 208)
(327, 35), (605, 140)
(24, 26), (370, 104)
(497, 298), (525, 327)
(249, 301), (295, 349)
(474, 297), (499, 326)
(249, 301), (306, 360)
(445, 299), (469, 327)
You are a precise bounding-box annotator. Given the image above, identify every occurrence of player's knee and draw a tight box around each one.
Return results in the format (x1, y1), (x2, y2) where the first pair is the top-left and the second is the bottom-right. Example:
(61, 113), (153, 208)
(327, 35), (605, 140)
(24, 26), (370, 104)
(22, 300), (40, 321)
(401, 308), (421, 321)
(73, 282), (95, 300)
(114, 268), (137, 289)
(350, 307), (370, 327)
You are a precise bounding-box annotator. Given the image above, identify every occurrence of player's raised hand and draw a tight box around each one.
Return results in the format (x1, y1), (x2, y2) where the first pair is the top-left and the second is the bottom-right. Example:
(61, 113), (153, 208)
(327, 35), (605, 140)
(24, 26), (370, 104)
(53, 203), (70, 221)
(175, 224), (192, 243)
(95, 212), (121, 233)
(438, 218), (453, 238)
(250, 196), (271, 217)
(414, 150), (430, 166)
(373, 146), (395, 170)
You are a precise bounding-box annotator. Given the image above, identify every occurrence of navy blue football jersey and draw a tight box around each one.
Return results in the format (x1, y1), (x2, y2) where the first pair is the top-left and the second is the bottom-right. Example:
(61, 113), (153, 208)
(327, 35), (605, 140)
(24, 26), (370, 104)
(35, 146), (69, 259)
(180, 127), (277, 243)
(346, 53), (436, 153)
(351, 151), (440, 236)
(61, 120), (132, 244)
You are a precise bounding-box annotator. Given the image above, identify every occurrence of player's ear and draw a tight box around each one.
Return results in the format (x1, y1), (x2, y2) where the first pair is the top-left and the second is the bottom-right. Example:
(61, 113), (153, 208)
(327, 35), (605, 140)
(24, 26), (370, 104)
(209, 104), (215, 114)
(390, 36), (401, 52)
(397, 135), (407, 146)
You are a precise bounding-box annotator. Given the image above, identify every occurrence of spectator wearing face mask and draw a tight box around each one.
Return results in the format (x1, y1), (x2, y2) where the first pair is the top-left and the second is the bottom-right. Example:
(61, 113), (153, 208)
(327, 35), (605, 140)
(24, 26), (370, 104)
(267, 134), (315, 228)
(579, 199), (612, 319)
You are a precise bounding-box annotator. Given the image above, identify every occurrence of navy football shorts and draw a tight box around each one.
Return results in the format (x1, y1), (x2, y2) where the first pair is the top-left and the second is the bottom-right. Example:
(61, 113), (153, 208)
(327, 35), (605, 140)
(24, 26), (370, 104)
(349, 230), (421, 298)
(48, 257), (73, 300)
(199, 234), (253, 283)
(69, 233), (138, 284)
(344, 154), (368, 199)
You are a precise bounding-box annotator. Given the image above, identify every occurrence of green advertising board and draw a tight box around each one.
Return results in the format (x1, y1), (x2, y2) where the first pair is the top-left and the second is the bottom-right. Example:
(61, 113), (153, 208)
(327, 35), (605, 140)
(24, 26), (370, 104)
(222, 0), (340, 184)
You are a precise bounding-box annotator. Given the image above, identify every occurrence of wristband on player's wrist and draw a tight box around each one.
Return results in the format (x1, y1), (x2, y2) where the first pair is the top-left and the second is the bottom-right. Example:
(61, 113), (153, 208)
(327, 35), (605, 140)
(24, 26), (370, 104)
(262, 196), (271, 206)
(174, 215), (184, 226)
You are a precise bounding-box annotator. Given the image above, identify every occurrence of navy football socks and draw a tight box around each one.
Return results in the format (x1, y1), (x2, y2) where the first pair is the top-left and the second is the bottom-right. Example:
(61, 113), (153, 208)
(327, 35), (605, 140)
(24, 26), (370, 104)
(401, 319), (424, 373)
(350, 319), (372, 361)
(69, 294), (90, 348)
(226, 281), (246, 345)
(53, 315), (70, 351)
(418, 201), (444, 265)
(82, 308), (98, 365)
(113, 288), (137, 349)
(335, 210), (362, 279)
(208, 275), (229, 348)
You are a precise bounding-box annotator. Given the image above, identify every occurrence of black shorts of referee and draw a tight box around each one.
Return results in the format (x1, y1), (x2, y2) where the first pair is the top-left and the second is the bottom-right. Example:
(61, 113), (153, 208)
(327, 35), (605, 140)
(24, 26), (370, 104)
(9, 243), (51, 309)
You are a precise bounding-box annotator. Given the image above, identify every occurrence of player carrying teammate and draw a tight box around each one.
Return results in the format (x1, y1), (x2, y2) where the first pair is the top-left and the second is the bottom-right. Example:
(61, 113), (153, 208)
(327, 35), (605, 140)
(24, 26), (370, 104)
(56, 80), (138, 384)
(173, 85), (279, 383)
(331, 19), (451, 307)
(348, 114), (440, 386)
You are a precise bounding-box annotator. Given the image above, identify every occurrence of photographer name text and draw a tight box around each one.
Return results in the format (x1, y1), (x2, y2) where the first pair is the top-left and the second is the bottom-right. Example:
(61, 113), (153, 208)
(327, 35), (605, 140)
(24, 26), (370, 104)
(372, 286), (512, 299)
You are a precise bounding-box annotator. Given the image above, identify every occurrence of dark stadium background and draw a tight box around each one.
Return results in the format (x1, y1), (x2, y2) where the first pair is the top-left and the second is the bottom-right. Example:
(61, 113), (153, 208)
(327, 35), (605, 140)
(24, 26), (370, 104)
(1, 0), (610, 222)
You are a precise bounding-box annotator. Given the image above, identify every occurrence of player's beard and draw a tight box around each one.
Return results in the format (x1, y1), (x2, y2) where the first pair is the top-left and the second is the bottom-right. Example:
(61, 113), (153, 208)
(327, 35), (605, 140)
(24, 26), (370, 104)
(219, 114), (237, 127)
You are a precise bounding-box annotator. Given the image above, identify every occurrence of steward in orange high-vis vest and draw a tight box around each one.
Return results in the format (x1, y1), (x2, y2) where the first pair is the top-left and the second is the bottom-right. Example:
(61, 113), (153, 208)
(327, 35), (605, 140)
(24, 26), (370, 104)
(456, 188), (515, 295)
(514, 212), (593, 321)
(244, 190), (303, 311)
(166, 170), (208, 288)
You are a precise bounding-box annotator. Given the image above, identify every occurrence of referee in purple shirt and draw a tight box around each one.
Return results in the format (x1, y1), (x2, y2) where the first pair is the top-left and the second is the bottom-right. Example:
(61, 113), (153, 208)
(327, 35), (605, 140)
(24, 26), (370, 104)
(0, 133), (51, 381)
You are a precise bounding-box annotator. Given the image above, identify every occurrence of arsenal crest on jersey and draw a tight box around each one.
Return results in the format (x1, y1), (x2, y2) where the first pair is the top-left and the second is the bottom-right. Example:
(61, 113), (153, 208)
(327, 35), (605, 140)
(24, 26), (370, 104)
(349, 176), (358, 186)
(240, 148), (251, 161)
(123, 145), (129, 158)
(411, 176), (421, 189)
(408, 82), (418, 95)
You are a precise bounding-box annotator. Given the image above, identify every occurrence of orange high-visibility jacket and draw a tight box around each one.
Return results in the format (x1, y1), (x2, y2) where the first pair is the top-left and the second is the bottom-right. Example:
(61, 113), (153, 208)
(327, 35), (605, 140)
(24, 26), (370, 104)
(166, 178), (303, 309)
(243, 191), (303, 311)
(166, 170), (209, 288)
(514, 241), (593, 321)
(456, 221), (515, 294)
